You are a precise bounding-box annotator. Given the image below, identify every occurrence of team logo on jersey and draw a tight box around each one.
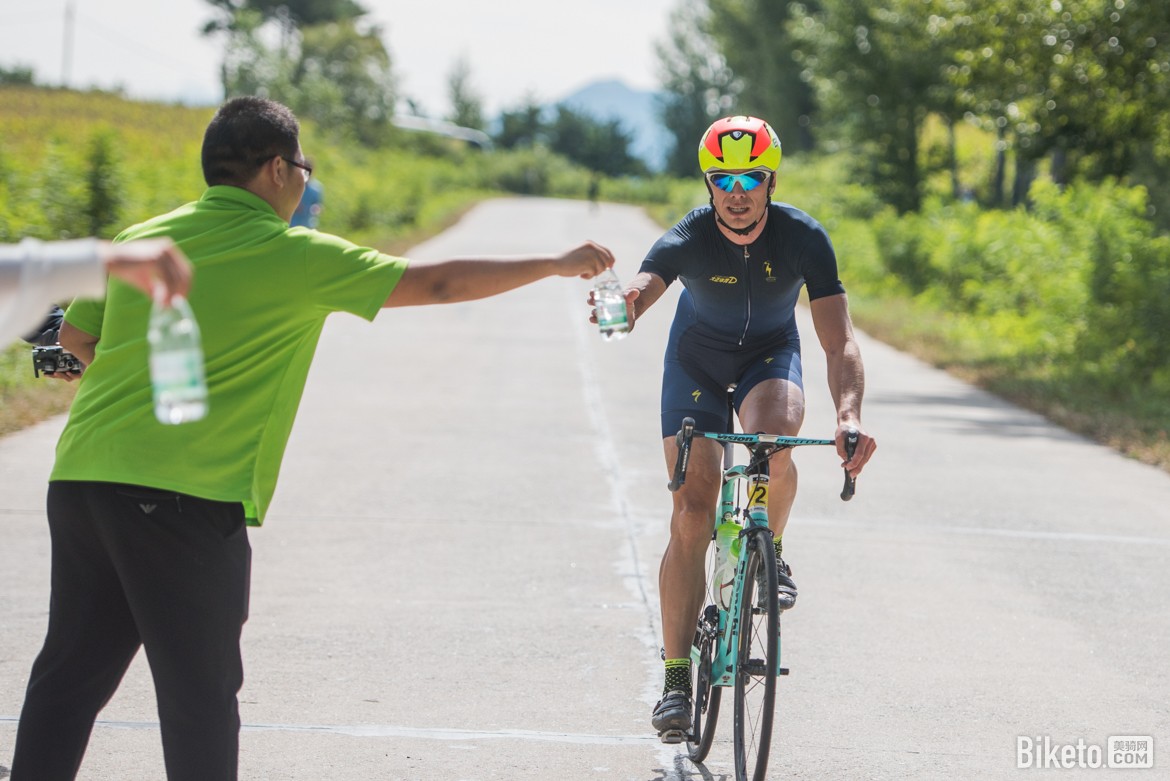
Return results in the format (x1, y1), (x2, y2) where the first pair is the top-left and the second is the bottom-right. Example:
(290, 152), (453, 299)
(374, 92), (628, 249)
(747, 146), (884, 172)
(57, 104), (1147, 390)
(692, 389), (703, 403)
(709, 275), (738, 284)
(764, 261), (776, 282)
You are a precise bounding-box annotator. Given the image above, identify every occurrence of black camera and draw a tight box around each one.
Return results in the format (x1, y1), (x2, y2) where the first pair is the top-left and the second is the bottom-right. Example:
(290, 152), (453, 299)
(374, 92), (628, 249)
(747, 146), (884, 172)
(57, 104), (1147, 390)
(32, 345), (83, 378)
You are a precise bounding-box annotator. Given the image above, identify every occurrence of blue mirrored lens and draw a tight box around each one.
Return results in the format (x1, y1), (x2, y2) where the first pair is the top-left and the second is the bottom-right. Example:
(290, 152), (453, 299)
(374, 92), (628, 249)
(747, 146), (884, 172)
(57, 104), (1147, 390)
(710, 171), (768, 192)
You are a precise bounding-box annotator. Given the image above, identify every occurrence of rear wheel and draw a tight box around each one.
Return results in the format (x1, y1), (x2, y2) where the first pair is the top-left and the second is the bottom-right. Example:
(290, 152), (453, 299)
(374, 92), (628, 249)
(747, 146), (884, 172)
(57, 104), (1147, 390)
(686, 605), (722, 761)
(733, 533), (778, 781)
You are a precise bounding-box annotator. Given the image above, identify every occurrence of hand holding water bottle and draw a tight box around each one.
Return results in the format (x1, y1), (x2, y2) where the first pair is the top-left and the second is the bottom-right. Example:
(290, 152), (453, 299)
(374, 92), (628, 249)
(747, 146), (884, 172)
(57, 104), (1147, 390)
(588, 268), (639, 341)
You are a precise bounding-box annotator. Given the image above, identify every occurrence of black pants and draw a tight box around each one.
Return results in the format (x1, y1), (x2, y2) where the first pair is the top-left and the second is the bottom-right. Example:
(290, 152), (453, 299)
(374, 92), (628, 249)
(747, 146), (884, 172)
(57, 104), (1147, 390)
(11, 481), (251, 781)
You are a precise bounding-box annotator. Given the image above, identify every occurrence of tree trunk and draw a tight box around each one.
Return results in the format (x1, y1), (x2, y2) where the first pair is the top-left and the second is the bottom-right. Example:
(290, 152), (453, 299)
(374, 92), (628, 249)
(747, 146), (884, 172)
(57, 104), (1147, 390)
(1013, 155), (1036, 207)
(991, 124), (1006, 207)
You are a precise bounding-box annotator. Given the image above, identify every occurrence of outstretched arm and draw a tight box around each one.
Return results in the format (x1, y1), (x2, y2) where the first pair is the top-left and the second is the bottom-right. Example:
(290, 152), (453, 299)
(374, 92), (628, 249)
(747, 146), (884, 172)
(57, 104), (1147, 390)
(384, 241), (614, 308)
(809, 293), (877, 476)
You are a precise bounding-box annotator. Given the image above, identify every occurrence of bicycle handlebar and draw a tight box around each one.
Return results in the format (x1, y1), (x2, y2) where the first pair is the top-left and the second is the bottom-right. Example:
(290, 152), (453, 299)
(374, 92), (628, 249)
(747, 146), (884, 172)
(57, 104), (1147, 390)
(668, 416), (859, 503)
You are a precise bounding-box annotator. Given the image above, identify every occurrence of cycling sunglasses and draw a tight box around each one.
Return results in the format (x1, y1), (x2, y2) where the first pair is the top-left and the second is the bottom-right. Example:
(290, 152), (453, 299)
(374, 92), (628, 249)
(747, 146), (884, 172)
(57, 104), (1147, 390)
(706, 170), (771, 193)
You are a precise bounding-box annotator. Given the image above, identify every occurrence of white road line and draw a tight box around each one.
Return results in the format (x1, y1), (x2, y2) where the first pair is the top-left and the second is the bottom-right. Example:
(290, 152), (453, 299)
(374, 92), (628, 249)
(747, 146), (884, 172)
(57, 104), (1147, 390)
(568, 285), (683, 774)
(0, 716), (657, 745)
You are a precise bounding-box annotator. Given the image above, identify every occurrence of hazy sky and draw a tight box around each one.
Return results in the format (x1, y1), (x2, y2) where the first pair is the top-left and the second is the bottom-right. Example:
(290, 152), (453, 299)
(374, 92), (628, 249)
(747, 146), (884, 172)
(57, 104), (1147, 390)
(0, 0), (679, 114)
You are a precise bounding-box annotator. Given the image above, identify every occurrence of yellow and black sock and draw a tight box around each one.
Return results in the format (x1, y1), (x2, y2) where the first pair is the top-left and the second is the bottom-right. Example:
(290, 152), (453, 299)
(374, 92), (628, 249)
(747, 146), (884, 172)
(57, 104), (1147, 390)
(663, 658), (691, 695)
(774, 536), (783, 558)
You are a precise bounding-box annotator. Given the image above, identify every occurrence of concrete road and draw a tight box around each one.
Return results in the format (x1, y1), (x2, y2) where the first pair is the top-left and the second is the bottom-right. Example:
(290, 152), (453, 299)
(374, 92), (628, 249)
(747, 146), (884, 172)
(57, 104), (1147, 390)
(2, 197), (1168, 780)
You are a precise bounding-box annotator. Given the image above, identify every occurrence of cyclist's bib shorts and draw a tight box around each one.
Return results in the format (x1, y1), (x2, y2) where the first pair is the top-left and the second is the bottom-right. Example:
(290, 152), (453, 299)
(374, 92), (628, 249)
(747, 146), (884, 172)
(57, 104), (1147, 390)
(661, 316), (803, 438)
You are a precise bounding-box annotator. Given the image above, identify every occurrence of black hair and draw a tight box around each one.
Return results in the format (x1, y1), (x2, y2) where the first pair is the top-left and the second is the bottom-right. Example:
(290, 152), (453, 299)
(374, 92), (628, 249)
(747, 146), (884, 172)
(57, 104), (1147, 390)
(201, 96), (301, 186)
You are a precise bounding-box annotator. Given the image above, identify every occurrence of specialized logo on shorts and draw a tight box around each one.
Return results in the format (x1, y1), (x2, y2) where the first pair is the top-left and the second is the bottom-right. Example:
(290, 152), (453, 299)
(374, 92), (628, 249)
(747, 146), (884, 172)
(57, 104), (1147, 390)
(692, 389), (702, 403)
(709, 275), (738, 284)
(764, 261), (776, 282)
(764, 356), (774, 364)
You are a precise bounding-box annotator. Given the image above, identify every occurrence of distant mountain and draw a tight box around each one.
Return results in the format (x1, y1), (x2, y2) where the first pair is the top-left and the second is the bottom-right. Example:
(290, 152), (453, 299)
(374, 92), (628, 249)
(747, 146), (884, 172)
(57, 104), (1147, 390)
(556, 79), (666, 172)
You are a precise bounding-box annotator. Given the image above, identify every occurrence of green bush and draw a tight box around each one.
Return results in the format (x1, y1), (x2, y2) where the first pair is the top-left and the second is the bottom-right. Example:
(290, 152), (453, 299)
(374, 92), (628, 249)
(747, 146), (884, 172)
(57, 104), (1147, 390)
(866, 175), (1170, 389)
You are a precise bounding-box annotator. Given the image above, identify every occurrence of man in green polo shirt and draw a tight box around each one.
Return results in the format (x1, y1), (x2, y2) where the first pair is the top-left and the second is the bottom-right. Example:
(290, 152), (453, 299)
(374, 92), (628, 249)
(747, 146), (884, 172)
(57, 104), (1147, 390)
(10, 96), (615, 781)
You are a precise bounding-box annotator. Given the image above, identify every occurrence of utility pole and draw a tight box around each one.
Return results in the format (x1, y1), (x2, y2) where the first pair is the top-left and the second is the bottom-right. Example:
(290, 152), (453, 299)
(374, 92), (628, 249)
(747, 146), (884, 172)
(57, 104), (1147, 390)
(62, 0), (76, 87)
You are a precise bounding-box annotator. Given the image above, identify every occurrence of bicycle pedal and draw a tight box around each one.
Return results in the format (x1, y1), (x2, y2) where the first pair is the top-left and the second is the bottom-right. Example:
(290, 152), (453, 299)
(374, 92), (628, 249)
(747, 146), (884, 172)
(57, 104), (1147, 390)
(658, 729), (686, 745)
(779, 667), (790, 676)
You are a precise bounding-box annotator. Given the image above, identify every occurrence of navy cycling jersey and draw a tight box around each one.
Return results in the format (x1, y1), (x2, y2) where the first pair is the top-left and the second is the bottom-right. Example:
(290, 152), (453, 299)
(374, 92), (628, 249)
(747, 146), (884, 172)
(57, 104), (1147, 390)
(639, 202), (844, 348)
(641, 202), (845, 437)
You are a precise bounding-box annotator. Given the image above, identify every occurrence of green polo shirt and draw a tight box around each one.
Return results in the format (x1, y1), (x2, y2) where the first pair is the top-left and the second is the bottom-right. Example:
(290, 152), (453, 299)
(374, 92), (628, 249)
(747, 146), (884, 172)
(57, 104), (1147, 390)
(53, 186), (408, 524)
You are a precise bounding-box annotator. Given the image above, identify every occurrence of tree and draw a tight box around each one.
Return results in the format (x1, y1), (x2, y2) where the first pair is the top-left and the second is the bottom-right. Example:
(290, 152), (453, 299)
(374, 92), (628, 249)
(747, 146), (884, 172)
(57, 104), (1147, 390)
(85, 131), (123, 237)
(494, 98), (546, 150)
(706, 0), (819, 152)
(546, 106), (647, 177)
(655, 0), (741, 177)
(951, 0), (1170, 202)
(789, 0), (965, 213)
(202, 0), (395, 145)
(447, 56), (486, 131)
(294, 20), (395, 144)
(491, 99), (647, 176)
(0, 65), (36, 86)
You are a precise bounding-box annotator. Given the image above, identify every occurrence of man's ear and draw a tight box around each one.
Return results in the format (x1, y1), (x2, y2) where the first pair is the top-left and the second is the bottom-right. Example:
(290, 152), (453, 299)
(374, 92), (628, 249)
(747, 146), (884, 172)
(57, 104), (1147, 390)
(263, 155), (287, 188)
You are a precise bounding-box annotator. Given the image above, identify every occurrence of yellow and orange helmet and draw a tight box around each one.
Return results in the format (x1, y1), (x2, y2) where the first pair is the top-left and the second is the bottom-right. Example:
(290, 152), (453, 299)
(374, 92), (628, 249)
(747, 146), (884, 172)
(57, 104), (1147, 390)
(697, 116), (782, 173)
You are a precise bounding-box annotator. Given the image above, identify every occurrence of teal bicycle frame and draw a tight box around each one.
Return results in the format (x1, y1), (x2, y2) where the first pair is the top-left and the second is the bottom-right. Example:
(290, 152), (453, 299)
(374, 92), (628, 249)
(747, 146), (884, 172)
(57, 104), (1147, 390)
(686, 431), (838, 686)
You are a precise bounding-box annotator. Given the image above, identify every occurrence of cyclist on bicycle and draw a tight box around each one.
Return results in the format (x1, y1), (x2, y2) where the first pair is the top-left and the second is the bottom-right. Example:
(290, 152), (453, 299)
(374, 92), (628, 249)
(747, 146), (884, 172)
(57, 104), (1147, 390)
(609, 116), (877, 738)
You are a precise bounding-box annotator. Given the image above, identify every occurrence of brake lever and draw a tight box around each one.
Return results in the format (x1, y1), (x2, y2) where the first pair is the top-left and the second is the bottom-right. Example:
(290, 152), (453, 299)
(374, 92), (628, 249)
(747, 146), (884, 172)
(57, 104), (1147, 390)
(668, 417), (696, 492)
(840, 428), (859, 502)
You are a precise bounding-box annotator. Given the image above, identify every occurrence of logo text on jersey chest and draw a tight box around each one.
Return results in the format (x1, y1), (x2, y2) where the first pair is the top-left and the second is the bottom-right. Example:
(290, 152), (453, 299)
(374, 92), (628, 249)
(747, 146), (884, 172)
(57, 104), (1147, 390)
(709, 275), (738, 284)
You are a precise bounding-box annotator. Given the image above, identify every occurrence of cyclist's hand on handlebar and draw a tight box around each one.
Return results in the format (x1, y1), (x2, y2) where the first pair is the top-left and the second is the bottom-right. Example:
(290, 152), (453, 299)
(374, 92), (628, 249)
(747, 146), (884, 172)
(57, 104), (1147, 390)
(587, 287), (640, 328)
(836, 423), (876, 478)
(556, 241), (616, 280)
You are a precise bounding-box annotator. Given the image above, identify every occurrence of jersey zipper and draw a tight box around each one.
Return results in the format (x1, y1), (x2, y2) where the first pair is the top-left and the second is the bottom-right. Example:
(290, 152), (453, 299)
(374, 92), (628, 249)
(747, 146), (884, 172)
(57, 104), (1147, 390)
(739, 244), (752, 345)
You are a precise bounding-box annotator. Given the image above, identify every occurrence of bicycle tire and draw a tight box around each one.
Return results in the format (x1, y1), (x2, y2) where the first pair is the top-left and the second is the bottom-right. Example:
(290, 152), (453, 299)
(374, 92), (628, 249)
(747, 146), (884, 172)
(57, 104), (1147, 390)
(733, 533), (779, 781)
(686, 610), (722, 761)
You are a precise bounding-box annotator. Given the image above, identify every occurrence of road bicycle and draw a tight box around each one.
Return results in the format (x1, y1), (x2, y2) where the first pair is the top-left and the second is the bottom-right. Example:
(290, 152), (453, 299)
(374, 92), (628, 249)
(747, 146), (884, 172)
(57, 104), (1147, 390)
(667, 415), (857, 781)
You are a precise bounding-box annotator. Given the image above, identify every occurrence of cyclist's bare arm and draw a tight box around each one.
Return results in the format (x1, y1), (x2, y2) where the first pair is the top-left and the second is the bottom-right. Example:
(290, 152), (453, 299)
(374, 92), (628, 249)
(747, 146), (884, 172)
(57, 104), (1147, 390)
(809, 292), (876, 474)
(624, 270), (668, 331)
(384, 241), (614, 307)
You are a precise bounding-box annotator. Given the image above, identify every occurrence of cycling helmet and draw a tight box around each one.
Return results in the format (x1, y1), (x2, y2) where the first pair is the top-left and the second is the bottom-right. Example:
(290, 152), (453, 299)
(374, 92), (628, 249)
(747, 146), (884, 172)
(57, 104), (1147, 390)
(697, 116), (782, 172)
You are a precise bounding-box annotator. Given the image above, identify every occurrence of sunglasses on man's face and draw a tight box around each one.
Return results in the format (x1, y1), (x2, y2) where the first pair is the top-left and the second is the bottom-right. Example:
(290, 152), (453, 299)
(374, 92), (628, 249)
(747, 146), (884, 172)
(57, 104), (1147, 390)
(706, 170), (770, 193)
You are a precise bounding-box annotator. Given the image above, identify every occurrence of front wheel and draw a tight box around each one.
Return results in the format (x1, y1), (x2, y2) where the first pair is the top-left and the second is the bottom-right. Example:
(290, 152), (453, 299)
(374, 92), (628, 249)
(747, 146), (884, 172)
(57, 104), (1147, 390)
(733, 533), (778, 781)
(686, 605), (722, 762)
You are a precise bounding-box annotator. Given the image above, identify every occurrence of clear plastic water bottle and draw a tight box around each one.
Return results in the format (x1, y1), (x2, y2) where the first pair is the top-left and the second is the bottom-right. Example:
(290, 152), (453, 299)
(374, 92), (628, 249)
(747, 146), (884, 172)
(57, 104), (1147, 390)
(593, 268), (629, 341)
(148, 293), (208, 425)
(713, 518), (742, 609)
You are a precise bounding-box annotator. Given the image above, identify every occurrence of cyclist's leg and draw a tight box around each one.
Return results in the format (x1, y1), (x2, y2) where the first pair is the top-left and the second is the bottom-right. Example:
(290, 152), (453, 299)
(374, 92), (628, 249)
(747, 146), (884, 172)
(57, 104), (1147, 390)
(737, 378), (805, 535)
(658, 343), (735, 663)
(735, 345), (805, 611)
(734, 344), (806, 537)
(654, 353), (729, 737)
(659, 433), (723, 662)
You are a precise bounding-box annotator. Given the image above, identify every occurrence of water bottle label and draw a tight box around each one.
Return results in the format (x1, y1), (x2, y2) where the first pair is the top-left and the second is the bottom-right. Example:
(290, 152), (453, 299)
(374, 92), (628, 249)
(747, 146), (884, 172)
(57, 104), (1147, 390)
(150, 350), (204, 394)
(597, 298), (628, 328)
